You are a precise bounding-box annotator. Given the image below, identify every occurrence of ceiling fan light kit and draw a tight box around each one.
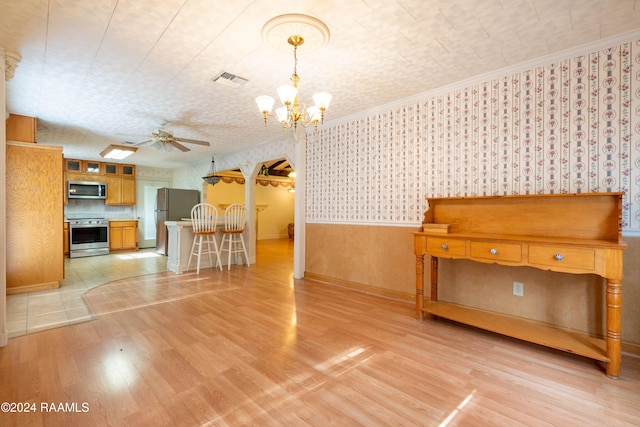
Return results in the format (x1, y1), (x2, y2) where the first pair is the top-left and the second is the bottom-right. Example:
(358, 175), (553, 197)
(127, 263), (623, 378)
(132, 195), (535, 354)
(150, 140), (176, 152)
(256, 14), (332, 133)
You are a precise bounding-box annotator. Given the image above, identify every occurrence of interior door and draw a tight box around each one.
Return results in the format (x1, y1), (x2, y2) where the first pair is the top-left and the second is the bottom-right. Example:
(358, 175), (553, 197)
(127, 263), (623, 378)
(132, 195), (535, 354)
(135, 179), (170, 248)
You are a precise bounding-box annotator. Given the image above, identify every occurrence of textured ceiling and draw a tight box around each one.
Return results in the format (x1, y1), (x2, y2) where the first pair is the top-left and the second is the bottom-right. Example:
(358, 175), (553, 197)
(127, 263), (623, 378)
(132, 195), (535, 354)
(1, 0), (639, 169)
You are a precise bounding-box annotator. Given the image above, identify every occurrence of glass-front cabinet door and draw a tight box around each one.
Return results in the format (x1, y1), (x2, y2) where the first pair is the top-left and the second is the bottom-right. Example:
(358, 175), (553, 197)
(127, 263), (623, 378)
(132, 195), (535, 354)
(65, 159), (81, 172)
(122, 165), (135, 176)
(84, 161), (101, 174)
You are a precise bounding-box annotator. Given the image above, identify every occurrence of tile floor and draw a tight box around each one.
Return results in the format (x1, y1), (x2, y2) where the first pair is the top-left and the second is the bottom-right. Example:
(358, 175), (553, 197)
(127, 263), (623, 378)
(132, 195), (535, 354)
(6, 249), (168, 338)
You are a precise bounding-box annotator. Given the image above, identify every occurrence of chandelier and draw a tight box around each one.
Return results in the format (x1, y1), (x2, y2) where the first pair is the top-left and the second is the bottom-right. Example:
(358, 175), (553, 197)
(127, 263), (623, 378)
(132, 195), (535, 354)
(256, 15), (332, 133)
(202, 157), (221, 186)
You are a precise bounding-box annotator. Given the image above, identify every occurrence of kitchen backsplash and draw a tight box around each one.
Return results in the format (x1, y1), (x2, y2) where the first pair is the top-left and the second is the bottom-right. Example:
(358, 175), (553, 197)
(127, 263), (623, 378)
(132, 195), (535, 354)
(64, 199), (134, 220)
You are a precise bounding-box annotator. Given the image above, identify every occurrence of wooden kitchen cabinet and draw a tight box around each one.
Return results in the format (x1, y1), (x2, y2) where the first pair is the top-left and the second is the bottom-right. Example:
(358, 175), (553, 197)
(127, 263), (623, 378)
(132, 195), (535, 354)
(121, 177), (135, 204)
(105, 176), (136, 205)
(6, 114), (36, 143)
(104, 162), (135, 177)
(104, 163), (118, 175)
(109, 220), (138, 251)
(67, 159), (135, 206)
(65, 159), (82, 172)
(7, 142), (64, 294)
(84, 160), (102, 174)
(64, 158), (102, 174)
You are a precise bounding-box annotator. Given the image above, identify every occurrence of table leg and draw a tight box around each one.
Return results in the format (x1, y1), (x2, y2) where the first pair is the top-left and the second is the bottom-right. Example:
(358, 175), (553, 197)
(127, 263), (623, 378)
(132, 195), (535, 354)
(416, 255), (424, 319)
(605, 278), (622, 378)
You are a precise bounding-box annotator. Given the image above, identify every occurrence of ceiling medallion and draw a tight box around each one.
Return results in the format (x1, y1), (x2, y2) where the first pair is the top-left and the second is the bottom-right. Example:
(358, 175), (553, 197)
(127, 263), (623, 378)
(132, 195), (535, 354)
(261, 14), (330, 55)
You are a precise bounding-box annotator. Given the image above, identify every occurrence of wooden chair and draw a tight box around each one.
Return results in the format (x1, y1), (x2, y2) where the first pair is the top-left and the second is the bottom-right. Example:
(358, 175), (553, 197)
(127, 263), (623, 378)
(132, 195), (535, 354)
(187, 203), (222, 274)
(219, 203), (250, 270)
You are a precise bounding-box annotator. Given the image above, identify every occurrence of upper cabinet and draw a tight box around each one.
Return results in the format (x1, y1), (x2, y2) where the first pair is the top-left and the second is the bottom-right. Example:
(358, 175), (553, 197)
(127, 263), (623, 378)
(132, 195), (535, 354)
(65, 159), (103, 174)
(6, 114), (37, 143)
(64, 158), (136, 205)
(104, 162), (135, 177)
(105, 175), (136, 205)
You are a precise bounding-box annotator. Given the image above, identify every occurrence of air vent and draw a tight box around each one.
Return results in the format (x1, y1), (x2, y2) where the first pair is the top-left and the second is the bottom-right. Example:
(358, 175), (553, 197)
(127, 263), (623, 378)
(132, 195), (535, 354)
(212, 71), (248, 88)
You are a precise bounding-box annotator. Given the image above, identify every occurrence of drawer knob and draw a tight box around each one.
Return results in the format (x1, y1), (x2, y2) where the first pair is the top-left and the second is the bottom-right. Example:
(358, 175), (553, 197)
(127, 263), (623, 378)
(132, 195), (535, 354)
(490, 248), (498, 255)
(554, 253), (564, 261)
(441, 244), (448, 250)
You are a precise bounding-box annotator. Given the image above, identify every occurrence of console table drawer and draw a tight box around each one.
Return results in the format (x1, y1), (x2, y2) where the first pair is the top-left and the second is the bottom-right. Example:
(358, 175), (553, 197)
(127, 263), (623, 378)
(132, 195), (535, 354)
(426, 237), (466, 257)
(528, 245), (595, 271)
(470, 241), (522, 262)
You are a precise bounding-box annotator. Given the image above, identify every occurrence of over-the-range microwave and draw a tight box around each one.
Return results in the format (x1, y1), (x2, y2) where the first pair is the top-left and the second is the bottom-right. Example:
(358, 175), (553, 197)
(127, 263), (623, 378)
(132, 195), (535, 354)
(68, 181), (107, 200)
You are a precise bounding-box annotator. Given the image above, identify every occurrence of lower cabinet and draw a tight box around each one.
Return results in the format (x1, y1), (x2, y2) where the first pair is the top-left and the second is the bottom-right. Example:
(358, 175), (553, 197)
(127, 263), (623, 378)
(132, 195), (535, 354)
(109, 220), (138, 251)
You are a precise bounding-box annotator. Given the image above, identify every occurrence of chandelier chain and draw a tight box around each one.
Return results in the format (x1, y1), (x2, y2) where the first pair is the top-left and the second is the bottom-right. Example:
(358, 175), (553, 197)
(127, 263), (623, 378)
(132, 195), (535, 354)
(293, 44), (298, 81)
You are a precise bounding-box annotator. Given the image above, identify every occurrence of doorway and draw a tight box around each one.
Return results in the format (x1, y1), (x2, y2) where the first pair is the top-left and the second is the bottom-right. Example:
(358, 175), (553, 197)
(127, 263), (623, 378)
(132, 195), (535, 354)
(135, 179), (170, 248)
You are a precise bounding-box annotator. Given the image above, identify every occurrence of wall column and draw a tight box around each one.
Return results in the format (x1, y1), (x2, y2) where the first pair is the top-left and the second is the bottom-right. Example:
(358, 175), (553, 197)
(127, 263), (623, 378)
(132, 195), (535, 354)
(292, 128), (306, 279)
(240, 161), (257, 264)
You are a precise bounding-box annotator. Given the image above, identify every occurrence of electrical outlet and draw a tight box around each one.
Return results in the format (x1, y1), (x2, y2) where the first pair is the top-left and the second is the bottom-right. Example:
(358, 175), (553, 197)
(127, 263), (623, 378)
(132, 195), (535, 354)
(513, 281), (524, 297)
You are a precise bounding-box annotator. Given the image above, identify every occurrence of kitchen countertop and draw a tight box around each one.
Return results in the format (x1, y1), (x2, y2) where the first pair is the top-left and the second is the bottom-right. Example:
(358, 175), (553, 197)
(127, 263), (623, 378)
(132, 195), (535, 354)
(64, 218), (137, 221)
(166, 217), (226, 226)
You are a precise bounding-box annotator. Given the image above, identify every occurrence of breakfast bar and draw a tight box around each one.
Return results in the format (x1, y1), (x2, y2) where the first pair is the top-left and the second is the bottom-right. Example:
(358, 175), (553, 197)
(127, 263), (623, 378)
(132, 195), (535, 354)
(165, 218), (248, 273)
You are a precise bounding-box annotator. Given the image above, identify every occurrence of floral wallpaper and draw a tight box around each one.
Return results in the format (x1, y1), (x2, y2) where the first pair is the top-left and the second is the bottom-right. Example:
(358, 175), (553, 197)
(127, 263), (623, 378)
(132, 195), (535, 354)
(307, 39), (640, 231)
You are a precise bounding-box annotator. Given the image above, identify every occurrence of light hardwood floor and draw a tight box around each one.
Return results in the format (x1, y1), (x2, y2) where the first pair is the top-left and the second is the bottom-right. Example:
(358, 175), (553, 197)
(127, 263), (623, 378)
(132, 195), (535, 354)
(1, 239), (640, 426)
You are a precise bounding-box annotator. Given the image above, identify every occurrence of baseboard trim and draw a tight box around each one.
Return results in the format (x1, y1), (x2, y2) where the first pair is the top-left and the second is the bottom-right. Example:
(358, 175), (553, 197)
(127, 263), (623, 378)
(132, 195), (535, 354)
(623, 342), (640, 358)
(303, 272), (640, 357)
(303, 272), (414, 303)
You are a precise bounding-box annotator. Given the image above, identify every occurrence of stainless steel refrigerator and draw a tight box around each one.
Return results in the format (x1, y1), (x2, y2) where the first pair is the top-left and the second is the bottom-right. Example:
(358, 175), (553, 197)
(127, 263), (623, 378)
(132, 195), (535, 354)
(155, 188), (200, 255)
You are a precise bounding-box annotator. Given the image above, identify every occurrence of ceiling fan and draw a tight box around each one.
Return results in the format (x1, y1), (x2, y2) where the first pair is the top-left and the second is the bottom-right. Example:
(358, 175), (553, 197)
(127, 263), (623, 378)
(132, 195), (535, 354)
(126, 121), (210, 152)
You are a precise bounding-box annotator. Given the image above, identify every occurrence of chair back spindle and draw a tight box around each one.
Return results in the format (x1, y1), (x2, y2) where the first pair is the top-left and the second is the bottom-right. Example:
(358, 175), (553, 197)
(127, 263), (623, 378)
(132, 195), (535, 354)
(192, 203), (218, 233)
(225, 204), (246, 233)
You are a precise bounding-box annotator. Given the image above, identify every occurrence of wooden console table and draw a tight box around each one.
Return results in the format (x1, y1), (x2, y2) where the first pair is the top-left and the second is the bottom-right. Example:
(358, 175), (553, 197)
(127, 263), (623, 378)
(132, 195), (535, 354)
(413, 193), (627, 378)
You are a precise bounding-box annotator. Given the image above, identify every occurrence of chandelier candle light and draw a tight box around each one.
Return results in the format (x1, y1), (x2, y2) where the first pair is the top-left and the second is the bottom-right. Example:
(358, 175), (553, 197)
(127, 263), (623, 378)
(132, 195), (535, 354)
(256, 15), (332, 132)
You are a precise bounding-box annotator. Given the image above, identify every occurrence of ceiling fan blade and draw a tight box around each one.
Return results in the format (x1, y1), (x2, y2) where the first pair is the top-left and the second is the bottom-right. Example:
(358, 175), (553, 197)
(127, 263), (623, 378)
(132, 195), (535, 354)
(169, 140), (190, 152)
(175, 137), (210, 146)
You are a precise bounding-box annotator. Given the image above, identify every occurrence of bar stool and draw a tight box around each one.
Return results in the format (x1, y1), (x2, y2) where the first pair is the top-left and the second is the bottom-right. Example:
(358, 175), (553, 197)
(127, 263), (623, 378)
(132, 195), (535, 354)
(187, 203), (222, 274)
(219, 203), (250, 270)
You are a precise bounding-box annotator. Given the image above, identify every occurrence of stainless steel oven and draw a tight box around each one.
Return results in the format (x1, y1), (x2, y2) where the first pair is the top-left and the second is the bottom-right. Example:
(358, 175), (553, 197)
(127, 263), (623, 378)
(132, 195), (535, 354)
(69, 218), (109, 258)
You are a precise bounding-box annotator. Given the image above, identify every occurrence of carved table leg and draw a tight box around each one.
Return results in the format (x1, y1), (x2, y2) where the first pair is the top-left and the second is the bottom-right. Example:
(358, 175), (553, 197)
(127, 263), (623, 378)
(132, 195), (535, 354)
(416, 255), (424, 319)
(605, 278), (622, 378)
